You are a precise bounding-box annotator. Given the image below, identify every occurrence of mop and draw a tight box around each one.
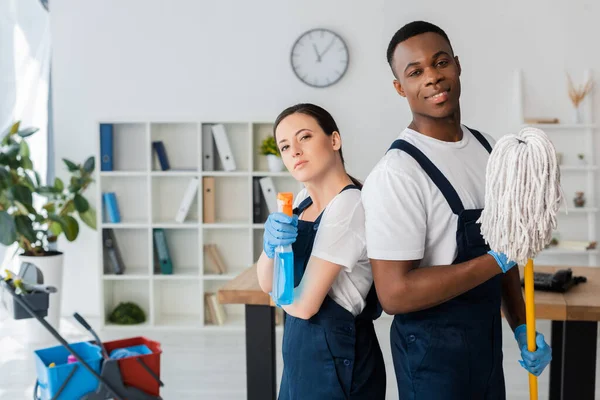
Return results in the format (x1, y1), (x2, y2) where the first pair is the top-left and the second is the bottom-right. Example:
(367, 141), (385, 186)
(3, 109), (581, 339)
(478, 127), (563, 400)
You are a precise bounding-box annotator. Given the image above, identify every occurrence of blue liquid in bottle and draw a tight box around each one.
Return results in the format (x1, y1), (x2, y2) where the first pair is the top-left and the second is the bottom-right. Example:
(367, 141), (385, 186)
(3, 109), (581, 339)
(273, 244), (294, 305)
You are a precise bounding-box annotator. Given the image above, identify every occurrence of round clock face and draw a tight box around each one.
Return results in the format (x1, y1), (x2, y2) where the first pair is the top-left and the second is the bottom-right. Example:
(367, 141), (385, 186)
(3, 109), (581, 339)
(290, 28), (349, 88)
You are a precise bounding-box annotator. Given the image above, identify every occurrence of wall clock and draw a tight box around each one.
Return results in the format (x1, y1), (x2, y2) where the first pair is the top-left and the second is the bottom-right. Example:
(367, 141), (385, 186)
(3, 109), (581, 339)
(290, 28), (349, 88)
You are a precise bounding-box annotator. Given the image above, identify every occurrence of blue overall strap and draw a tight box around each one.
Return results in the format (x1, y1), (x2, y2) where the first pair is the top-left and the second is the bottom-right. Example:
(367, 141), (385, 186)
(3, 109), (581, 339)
(292, 184), (360, 226)
(388, 139), (464, 215)
(465, 126), (492, 154)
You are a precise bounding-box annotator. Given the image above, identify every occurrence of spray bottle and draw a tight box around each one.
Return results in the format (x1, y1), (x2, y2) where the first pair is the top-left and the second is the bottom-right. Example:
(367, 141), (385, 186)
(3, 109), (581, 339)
(272, 192), (295, 305)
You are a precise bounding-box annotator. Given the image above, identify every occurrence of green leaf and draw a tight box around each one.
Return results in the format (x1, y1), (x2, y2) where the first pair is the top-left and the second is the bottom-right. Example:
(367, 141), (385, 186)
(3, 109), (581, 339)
(21, 157), (33, 170)
(63, 159), (78, 172)
(17, 127), (39, 138)
(21, 172), (35, 190)
(74, 194), (89, 212)
(62, 215), (79, 241)
(79, 208), (97, 230)
(14, 201), (30, 215)
(0, 168), (10, 190)
(19, 140), (30, 157)
(14, 215), (36, 243)
(6, 142), (20, 158)
(36, 186), (61, 197)
(8, 185), (33, 205)
(83, 157), (95, 173)
(43, 203), (56, 213)
(0, 211), (17, 245)
(54, 177), (64, 191)
(34, 171), (42, 187)
(10, 121), (20, 134)
(49, 221), (62, 236)
(62, 200), (75, 214)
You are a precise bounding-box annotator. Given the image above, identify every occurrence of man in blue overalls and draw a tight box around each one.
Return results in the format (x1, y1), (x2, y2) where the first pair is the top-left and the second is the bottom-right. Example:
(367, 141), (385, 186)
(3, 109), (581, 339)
(362, 21), (553, 398)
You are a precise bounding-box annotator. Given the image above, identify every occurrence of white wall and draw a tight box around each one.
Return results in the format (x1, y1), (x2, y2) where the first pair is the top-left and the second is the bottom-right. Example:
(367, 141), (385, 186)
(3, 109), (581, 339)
(50, 0), (600, 316)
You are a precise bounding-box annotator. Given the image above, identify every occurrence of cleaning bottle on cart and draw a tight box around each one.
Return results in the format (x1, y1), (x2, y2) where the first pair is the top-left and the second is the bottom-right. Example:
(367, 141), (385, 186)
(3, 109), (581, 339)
(272, 192), (295, 305)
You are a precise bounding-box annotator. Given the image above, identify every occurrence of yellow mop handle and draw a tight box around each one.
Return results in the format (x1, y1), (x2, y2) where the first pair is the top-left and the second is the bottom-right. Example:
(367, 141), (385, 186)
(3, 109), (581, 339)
(524, 259), (538, 400)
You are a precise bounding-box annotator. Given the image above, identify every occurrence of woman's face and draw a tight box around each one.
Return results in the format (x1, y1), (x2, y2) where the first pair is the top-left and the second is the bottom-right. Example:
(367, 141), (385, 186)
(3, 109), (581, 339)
(274, 113), (340, 183)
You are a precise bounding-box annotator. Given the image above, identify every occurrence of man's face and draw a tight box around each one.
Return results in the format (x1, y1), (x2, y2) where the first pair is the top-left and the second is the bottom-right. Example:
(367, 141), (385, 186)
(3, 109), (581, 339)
(391, 32), (461, 119)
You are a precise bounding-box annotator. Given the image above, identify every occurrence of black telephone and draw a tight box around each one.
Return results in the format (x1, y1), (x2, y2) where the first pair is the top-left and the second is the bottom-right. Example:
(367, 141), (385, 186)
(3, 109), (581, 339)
(521, 268), (587, 293)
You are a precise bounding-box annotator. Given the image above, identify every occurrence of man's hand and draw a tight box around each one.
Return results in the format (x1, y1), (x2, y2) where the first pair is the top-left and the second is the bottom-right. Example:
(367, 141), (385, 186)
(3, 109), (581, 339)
(515, 324), (552, 376)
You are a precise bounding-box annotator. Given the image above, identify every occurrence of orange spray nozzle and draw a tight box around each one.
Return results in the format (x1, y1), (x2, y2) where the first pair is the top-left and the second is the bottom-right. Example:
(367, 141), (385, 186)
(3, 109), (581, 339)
(277, 192), (294, 216)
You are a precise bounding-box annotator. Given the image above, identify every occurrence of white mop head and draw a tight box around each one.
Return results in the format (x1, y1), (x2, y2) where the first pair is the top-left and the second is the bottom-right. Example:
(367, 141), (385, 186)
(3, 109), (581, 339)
(478, 127), (563, 265)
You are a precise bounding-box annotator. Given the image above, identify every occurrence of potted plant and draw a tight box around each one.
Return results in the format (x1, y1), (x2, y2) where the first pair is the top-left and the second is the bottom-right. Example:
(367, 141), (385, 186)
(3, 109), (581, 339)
(259, 136), (284, 172)
(0, 121), (96, 334)
(577, 153), (586, 165)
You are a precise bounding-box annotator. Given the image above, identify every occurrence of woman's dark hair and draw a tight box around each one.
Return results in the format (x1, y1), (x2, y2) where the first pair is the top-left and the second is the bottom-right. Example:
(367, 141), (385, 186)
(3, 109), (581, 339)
(273, 103), (362, 188)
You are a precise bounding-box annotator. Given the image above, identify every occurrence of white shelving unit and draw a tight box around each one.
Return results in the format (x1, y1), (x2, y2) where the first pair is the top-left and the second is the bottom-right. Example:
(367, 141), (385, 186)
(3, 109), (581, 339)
(97, 121), (302, 330)
(515, 69), (598, 266)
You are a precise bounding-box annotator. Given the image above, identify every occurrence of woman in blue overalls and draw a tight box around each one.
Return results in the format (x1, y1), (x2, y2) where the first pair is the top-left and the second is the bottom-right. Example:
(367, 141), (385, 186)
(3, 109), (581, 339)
(256, 103), (386, 400)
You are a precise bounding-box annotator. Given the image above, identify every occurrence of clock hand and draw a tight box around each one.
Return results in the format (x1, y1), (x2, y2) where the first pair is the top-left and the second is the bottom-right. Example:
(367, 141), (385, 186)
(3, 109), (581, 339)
(319, 37), (336, 58)
(312, 43), (322, 62)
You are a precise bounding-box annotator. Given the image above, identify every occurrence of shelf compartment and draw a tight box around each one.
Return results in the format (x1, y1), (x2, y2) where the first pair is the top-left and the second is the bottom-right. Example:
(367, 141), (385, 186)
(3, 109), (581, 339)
(99, 123), (148, 172)
(252, 122), (276, 172)
(100, 176), (149, 224)
(202, 176), (250, 224)
(102, 228), (150, 277)
(201, 123), (251, 172)
(151, 176), (200, 224)
(150, 122), (199, 172)
(103, 280), (151, 327)
(154, 280), (202, 328)
(152, 228), (200, 277)
(203, 228), (251, 276)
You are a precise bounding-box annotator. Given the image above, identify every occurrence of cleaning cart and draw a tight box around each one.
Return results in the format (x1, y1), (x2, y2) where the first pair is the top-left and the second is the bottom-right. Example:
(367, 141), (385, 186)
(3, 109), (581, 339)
(0, 272), (164, 400)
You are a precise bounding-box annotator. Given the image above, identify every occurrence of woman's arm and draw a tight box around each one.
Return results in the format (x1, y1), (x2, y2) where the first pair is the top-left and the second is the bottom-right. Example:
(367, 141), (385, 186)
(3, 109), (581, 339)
(282, 256), (342, 320)
(257, 251), (275, 293)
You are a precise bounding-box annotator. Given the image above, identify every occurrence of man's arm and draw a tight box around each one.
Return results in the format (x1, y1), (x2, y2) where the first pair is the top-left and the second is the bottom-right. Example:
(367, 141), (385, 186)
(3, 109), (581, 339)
(371, 254), (504, 314)
(500, 267), (526, 331)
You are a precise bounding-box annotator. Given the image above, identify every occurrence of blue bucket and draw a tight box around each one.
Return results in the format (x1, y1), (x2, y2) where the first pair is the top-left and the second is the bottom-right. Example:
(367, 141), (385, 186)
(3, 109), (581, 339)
(34, 341), (103, 400)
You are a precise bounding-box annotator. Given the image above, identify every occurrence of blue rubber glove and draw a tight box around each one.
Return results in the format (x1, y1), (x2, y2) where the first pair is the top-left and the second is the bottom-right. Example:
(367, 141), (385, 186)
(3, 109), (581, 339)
(515, 324), (552, 376)
(263, 212), (298, 259)
(488, 250), (517, 273)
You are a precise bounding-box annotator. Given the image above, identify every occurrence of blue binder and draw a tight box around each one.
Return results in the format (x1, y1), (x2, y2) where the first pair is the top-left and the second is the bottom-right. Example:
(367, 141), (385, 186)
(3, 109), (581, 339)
(100, 124), (113, 171)
(152, 141), (171, 171)
(153, 229), (173, 274)
(102, 192), (121, 223)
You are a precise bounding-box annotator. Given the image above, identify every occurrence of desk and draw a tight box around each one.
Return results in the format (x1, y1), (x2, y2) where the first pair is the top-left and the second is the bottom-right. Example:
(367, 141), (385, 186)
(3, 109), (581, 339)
(219, 265), (600, 400)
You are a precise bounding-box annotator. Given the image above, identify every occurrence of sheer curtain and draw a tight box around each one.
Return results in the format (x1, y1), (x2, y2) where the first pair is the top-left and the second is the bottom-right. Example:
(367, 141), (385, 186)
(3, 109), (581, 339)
(0, 0), (51, 264)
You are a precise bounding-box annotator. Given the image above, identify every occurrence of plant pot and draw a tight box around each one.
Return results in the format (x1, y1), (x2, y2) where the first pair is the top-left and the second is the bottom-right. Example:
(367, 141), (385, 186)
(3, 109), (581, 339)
(267, 154), (284, 172)
(18, 251), (64, 342)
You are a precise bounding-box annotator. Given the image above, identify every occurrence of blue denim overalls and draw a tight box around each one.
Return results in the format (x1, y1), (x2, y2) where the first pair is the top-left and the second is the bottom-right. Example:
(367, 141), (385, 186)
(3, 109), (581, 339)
(278, 185), (386, 400)
(388, 128), (505, 399)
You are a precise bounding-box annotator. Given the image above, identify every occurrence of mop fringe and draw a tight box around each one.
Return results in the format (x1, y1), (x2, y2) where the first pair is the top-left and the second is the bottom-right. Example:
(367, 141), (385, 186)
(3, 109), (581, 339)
(478, 127), (564, 265)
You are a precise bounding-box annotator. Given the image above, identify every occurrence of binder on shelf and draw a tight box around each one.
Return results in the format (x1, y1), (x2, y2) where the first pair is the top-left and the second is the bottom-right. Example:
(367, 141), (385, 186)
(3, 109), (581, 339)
(152, 141), (171, 171)
(204, 293), (215, 324)
(205, 292), (226, 325)
(253, 177), (270, 223)
(100, 124), (113, 171)
(102, 192), (121, 223)
(202, 125), (215, 171)
(153, 228), (173, 275)
(211, 124), (236, 171)
(259, 177), (277, 214)
(175, 177), (200, 223)
(102, 229), (125, 275)
(203, 243), (227, 274)
(202, 177), (216, 223)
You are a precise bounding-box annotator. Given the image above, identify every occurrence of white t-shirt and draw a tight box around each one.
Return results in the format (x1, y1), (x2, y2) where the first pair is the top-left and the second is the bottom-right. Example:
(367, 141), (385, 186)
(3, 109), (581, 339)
(362, 125), (495, 268)
(294, 187), (373, 316)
